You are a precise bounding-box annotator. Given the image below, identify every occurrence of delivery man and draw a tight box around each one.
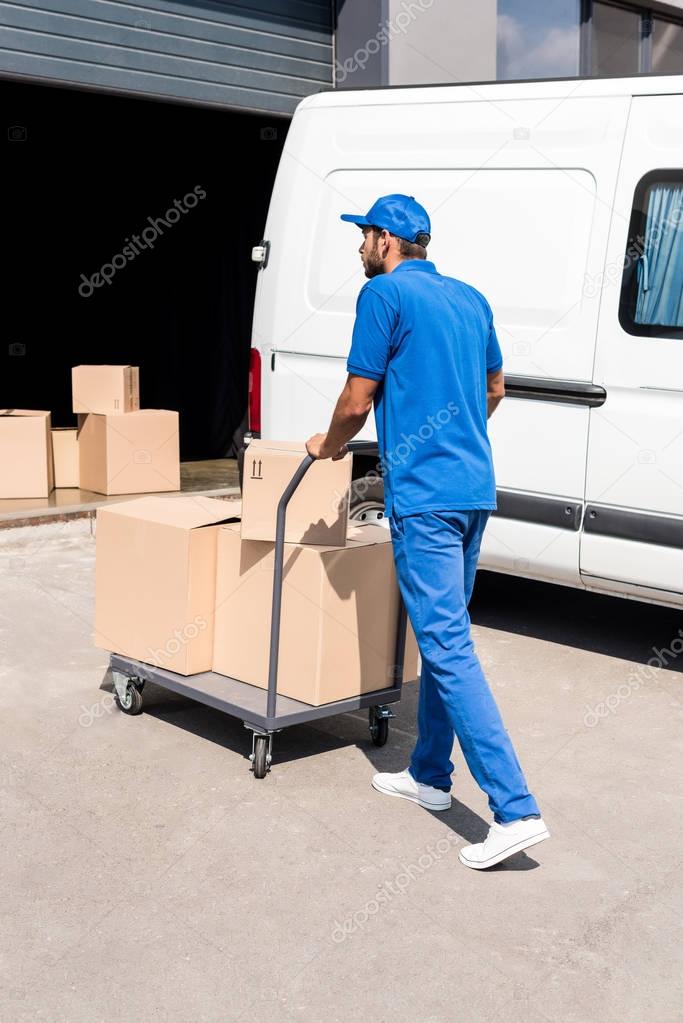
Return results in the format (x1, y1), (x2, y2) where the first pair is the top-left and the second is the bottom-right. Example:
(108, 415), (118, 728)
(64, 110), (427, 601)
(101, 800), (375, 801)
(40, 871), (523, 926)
(305, 194), (549, 870)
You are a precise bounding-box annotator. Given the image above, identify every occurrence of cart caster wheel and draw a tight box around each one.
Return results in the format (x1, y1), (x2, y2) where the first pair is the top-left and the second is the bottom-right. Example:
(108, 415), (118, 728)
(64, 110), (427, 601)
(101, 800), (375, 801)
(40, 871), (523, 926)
(252, 736), (269, 779)
(114, 680), (144, 715)
(369, 708), (389, 747)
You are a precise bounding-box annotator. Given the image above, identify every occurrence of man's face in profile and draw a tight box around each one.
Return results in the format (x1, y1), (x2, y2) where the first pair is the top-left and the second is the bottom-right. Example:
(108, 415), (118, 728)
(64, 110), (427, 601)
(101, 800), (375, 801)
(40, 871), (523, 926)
(359, 226), (386, 279)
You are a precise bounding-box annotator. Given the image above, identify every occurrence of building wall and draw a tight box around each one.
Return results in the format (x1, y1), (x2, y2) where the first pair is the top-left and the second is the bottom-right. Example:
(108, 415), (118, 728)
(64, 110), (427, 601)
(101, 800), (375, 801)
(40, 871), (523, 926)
(334, 0), (386, 87)
(335, 0), (683, 87)
(335, 0), (496, 87)
(387, 0), (496, 86)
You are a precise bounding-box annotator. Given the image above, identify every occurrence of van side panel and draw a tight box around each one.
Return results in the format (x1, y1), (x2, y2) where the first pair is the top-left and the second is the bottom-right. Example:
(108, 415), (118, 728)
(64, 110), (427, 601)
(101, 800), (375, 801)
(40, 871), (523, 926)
(582, 94), (683, 603)
(255, 92), (630, 589)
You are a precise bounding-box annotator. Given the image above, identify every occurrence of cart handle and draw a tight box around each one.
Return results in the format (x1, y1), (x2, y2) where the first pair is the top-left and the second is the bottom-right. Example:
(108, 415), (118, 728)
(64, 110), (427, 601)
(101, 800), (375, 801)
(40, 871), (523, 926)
(266, 445), (406, 719)
(266, 453), (315, 718)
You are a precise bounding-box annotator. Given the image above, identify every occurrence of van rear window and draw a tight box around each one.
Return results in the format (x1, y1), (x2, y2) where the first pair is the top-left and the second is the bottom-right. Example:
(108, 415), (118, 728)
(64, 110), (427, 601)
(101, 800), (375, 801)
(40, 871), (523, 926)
(619, 170), (683, 338)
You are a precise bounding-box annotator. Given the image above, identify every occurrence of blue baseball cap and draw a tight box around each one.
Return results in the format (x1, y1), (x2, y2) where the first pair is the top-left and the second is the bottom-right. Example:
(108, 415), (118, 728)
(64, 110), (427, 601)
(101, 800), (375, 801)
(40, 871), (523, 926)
(340, 194), (431, 244)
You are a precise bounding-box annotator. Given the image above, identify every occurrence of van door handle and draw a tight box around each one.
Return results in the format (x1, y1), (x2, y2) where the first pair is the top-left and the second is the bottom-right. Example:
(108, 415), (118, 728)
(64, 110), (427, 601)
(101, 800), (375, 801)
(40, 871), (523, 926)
(505, 375), (606, 407)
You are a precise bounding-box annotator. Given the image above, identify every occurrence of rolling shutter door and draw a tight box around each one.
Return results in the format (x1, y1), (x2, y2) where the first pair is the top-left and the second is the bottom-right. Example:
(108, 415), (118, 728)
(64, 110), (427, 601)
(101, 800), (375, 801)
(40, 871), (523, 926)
(0, 0), (333, 115)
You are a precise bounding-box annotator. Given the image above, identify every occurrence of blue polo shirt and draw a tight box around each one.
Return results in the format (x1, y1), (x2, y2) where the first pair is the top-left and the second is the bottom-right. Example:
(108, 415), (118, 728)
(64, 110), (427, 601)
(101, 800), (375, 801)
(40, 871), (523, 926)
(346, 259), (503, 518)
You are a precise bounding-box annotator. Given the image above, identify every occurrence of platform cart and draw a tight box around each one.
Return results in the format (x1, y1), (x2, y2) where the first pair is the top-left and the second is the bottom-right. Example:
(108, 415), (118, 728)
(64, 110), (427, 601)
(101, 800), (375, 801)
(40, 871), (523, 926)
(109, 442), (409, 778)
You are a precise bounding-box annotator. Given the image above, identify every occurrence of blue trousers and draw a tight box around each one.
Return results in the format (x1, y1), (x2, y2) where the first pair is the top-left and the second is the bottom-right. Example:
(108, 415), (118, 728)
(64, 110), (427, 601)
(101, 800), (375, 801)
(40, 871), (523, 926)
(389, 509), (540, 824)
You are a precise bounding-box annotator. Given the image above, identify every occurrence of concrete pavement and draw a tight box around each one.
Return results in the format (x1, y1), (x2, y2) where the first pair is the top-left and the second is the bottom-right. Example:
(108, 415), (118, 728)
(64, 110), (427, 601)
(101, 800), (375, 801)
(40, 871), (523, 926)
(1, 513), (681, 1022)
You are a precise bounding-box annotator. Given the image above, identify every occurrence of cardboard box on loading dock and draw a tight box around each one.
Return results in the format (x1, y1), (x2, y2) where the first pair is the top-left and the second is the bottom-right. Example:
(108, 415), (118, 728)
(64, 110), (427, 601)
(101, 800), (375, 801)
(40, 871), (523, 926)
(78, 410), (180, 495)
(51, 427), (79, 488)
(94, 496), (241, 675)
(241, 439), (352, 546)
(72, 365), (140, 415)
(212, 521), (419, 706)
(0, 410), (54, 498)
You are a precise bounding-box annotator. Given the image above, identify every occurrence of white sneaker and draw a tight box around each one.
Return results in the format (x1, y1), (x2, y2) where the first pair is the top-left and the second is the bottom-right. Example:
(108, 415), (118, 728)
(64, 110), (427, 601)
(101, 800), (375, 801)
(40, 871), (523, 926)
(459, 817), (550, 869)
(371, 768), (451, 811)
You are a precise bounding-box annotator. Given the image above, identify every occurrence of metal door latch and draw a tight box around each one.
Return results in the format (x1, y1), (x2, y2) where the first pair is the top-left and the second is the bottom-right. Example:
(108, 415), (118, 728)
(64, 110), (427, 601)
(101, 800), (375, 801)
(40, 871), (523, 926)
(251, 240), (270, 268)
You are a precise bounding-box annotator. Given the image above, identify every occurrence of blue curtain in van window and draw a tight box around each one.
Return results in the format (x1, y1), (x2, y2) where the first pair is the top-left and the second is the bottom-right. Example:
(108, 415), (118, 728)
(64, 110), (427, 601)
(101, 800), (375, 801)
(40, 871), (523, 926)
(635, 184), (683, 327)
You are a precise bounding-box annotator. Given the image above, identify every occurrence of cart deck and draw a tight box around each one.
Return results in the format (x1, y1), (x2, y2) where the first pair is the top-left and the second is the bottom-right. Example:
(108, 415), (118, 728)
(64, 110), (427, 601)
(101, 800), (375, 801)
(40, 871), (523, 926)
(107, 441), (409, 777)
(110, 654), (403, 734)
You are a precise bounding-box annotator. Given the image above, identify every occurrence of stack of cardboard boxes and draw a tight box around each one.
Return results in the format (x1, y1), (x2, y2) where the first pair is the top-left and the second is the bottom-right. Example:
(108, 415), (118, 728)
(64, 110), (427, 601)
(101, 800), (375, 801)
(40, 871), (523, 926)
(0, 365), (180, 498)
(95, 440), (418, 707)
(74, 365), (180, 495)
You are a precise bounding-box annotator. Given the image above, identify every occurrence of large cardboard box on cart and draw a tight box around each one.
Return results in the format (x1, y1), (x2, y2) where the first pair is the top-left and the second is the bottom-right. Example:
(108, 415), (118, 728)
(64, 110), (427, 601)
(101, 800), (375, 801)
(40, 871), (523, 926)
(212, 522), (419, 706)
(0, 410), (54, 498)
(95, 495), (240, 675)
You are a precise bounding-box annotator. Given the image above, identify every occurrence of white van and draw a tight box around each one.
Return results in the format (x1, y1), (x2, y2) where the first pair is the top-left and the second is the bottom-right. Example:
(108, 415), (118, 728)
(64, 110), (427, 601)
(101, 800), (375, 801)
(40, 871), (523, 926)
(243, 74), (683, 611)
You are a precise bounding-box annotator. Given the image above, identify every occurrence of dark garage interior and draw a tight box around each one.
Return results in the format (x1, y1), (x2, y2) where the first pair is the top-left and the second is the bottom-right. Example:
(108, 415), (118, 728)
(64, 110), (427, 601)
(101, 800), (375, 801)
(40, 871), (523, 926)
(3, 80), (288, 459)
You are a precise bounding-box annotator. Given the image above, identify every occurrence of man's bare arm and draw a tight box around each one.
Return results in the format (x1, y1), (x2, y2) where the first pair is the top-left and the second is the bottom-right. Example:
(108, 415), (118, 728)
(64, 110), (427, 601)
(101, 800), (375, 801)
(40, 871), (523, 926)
(487, 369), (505, 419)
(306, 374), (379, 459)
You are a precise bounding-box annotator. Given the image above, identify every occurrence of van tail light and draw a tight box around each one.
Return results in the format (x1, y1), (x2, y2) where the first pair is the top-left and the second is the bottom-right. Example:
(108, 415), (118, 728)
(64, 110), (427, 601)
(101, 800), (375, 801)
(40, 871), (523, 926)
(248, 348), (261, 434)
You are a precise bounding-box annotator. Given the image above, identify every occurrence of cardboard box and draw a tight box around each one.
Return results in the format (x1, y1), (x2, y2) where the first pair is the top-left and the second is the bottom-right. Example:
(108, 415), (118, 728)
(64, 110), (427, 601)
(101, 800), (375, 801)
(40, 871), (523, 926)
(0, 410), (54, 498)
(51, 427), (79, 488)
(72, 365), (140, 415)
(78, 410), (180, 495)
(241, 439), (352, 545)
(95, 495), (240, 675)
(212, 522), (419, 705)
